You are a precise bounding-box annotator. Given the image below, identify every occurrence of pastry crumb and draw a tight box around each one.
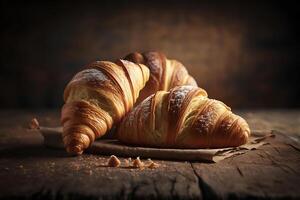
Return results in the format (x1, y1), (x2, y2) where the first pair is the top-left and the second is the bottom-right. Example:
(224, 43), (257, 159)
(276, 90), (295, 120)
(145, 158), (159, 169)
(124, 157), (132, 167)
(29, 118), (39, 129)
(148, 161), (160, 169)
(107, 155), (121, 167)
(132, 157), (144, 169)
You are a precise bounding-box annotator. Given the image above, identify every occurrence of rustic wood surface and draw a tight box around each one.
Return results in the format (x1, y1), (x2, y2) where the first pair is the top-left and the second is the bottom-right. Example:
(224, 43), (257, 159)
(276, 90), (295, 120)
(0, 110), (299, 199)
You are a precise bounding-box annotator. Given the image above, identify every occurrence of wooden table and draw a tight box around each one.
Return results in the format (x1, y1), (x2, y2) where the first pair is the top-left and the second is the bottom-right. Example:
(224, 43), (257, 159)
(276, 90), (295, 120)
(0, 110), (299, 199)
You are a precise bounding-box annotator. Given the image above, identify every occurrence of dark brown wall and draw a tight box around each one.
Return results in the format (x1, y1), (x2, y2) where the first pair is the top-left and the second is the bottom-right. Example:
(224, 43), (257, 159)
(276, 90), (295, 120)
(1, 0), (299, 109)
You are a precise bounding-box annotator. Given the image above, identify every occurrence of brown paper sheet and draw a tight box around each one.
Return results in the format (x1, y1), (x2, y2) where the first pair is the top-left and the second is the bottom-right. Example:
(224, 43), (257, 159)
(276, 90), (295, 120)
(35, 126), (272, 162)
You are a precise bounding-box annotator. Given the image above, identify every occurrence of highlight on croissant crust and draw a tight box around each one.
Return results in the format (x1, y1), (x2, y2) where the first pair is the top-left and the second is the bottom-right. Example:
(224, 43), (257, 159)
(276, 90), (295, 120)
(61, 59), (150, 155)
(124, 51), (198, 104)
(117, 85), (250, 149)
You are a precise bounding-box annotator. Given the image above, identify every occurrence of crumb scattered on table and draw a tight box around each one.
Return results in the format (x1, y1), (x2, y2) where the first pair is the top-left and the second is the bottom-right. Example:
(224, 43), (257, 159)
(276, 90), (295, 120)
(107, 155), (121, 167)
(148, 161), (159, 169)
(29, 118), (39, 129)
(132, 157), (144, 169)
(105, 156), (159, 170)
(124, 157), (132, 167)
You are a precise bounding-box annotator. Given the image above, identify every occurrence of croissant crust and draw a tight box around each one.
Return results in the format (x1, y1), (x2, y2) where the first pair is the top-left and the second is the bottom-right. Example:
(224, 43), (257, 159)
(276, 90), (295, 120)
(117, 86), (250, 148)
(125, 52), (197, 104)
(61, 59), (149, 155)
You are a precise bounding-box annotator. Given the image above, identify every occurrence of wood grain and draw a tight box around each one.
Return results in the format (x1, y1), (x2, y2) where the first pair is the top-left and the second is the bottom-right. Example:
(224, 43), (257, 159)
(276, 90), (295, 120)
(191, 132), (300, 199)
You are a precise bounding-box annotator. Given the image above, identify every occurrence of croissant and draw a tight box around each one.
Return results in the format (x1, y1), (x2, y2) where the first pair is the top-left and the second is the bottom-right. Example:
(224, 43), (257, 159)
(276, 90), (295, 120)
(61, 59), (150, 155)
(117, 86), (250, 148)
(125, 51), (197, 104)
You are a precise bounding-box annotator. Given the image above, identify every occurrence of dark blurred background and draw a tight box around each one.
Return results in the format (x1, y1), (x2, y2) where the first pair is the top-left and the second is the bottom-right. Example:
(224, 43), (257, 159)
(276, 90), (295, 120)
(0, 0), (299, 109)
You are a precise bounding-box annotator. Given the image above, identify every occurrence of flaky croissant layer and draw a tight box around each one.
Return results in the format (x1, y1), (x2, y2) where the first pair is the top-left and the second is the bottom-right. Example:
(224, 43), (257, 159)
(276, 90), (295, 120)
(125, 52), (197, 104)
(61, 59), (150, 155)
(117, 86), (250, 149)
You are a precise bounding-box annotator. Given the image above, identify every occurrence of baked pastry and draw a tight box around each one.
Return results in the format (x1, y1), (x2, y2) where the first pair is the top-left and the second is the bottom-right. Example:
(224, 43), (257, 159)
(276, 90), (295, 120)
(125, 52), (197, 104)
(117, 86), (250, 148)
(61, 59), (149, 155)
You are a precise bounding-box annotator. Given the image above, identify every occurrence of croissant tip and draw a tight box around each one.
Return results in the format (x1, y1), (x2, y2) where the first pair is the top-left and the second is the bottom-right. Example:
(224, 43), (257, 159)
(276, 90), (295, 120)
(66, 145), (84, 156)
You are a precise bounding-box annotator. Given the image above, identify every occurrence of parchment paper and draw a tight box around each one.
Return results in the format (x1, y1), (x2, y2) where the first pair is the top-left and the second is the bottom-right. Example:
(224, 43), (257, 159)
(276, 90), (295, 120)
(35, 126), (272, 162)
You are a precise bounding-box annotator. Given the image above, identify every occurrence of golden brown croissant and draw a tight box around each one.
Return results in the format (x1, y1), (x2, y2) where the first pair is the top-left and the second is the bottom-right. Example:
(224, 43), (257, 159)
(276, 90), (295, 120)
(61, 59), (150, 155)
(125, 52), (197, 104)
(117, 86), (250, 148)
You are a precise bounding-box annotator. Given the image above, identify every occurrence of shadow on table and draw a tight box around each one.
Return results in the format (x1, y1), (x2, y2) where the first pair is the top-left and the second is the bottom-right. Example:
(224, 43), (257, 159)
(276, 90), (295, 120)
(0, 144), (68, 159)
